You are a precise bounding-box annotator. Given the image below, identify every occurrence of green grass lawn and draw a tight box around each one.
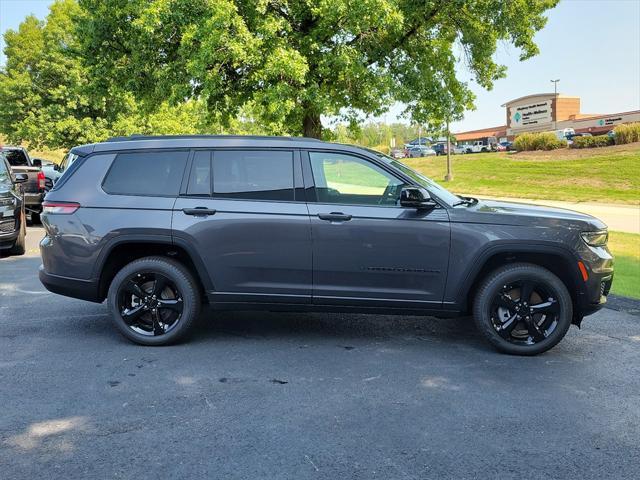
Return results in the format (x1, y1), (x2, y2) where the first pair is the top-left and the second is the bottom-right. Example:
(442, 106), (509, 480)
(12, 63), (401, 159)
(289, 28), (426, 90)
(609, 231), (640, 299)
(401, 143), (640, 205)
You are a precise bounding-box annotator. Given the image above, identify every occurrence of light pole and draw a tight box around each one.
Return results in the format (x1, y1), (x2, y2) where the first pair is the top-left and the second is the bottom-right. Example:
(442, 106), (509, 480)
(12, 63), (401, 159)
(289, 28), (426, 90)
(550, 79), (560, 130)
(445, 117), (453, 181)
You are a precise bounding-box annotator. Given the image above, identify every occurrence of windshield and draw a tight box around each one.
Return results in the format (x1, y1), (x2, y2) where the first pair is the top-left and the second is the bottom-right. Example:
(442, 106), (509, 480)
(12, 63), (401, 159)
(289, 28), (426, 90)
(369, 150), (461, 205)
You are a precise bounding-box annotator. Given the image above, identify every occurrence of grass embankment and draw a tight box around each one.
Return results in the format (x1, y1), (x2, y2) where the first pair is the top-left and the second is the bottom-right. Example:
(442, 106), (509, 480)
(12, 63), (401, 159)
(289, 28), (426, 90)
(403, 142), (640, 205)
(609, 232), (640, 299)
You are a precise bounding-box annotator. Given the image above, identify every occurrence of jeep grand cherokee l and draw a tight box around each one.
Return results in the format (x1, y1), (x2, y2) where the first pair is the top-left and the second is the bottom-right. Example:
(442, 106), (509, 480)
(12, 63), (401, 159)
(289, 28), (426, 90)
(39, 135), (614, 355)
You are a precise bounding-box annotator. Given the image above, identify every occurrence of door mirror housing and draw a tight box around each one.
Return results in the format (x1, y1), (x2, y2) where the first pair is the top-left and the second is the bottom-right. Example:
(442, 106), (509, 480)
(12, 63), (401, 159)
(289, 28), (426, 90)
(400, 187), (437, 210)
(13, 173), (28, 184)
(32, 159), (42, 168)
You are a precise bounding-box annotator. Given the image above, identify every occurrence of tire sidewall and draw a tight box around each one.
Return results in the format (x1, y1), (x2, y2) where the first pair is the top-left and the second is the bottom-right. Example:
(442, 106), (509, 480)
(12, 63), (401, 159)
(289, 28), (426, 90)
(107, 257), (200, 346)
(474, 265), (573, 355)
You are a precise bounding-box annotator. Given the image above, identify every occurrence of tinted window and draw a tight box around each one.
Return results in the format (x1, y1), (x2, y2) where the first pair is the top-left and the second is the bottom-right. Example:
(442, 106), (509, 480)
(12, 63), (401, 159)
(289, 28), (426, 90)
(103, 150), (189, 196)
(213, 150), (294, 201)
(0, 157), (10, 185)
(3, 149), (28, 167)
(187, 150), (211, 195)
(309, 152), (405, 206)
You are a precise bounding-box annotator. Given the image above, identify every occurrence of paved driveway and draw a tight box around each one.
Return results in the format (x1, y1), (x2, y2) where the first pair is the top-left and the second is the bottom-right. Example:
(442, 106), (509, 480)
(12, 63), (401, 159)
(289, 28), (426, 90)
(1, 227), (639, 479)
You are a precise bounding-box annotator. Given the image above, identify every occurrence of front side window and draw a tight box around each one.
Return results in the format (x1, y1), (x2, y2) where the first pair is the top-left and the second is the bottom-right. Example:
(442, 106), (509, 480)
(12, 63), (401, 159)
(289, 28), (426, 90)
(103, 150), (189, 196)
(309, 152), (405, 206)
(213, 150), (294, 201)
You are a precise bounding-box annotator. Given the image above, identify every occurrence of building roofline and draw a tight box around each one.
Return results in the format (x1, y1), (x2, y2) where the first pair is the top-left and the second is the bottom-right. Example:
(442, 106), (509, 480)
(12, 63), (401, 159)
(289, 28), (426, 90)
(501, 93), (580, 107)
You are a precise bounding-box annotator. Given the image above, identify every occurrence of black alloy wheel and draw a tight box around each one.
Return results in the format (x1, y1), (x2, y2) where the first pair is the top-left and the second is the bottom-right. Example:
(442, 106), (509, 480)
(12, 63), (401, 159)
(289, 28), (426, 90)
(118, 272), (184, 337)
(108, 256), (200, 345)
(490, 279), (560, 345)
(473, 263), (573, 355)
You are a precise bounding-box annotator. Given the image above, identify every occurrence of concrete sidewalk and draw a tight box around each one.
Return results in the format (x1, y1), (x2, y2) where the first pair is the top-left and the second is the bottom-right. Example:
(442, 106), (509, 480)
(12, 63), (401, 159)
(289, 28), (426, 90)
(473, 196), (640, 234)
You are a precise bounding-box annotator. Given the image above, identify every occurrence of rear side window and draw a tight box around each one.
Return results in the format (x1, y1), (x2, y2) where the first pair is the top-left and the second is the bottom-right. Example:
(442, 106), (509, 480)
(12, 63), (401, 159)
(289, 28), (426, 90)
(213, 150), (294, 201)
(103, 150), (189, 196)
(3, 149), (28, 167)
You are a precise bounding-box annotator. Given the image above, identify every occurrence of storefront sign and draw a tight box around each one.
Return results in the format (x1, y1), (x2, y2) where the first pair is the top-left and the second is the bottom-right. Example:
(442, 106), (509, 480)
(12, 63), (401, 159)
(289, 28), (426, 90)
(509, 101), (552, 130)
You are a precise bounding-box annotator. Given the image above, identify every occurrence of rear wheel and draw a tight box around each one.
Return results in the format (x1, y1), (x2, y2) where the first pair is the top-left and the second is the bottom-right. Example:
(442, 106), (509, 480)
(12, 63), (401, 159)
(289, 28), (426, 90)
(473, 263), (573, 355)
(107, 256), (201, 345)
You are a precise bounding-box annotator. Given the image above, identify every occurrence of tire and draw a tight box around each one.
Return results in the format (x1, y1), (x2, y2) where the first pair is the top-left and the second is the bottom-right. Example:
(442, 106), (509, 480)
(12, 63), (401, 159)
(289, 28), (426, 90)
(9, 211), (26, 256)
(472, 263), (573, 355)
(30, 211), (41, 224)
(107, 256), (201, 346)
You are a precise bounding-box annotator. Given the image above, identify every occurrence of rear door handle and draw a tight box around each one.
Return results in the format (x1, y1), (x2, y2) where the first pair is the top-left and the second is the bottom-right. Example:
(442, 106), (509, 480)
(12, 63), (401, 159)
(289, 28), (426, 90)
(318, 212), (352, 222)
(182, 207), (217, 216)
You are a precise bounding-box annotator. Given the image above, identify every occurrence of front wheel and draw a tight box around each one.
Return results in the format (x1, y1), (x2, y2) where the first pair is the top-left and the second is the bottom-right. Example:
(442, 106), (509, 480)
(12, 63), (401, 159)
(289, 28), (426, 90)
(473, 263), (573, 355)
(107, 256), (201, 345)
(9, 211), (26, 256)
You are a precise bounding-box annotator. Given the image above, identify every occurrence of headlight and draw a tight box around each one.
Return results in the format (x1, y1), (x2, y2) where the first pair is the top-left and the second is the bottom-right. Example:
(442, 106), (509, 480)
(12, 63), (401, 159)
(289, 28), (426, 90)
(581, 230), (608, 247)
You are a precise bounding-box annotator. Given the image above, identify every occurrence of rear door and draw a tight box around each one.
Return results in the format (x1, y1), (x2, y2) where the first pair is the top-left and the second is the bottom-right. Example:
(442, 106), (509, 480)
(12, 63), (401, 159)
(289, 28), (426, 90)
(303, 150), (450, 308)
(172, 148), (312, 304)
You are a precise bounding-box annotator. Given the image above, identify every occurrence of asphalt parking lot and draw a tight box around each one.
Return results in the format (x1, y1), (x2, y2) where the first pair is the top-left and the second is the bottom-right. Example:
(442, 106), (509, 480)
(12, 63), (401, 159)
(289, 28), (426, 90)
(1, 226), (639, 479)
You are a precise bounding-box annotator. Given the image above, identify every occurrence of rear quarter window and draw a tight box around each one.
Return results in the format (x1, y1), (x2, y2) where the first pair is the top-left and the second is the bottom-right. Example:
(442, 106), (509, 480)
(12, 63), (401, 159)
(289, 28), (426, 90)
(102, 150), (189, 196)
(3, 149), (28, 167)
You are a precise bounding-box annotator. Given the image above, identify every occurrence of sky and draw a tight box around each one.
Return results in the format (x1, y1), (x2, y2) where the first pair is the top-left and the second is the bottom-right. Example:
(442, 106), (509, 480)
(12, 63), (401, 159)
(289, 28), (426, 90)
(1, 0), (639, 132)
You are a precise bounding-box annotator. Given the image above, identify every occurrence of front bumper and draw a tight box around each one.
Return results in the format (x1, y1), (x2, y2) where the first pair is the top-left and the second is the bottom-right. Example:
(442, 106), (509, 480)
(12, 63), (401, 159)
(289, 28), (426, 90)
(0, 218), (19, 249)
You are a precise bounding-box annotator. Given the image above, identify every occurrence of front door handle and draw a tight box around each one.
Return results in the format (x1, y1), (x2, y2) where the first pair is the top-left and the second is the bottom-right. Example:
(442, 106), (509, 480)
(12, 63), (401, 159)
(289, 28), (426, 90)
(182, 207), (217, 216)
(318, 212), (352, 222)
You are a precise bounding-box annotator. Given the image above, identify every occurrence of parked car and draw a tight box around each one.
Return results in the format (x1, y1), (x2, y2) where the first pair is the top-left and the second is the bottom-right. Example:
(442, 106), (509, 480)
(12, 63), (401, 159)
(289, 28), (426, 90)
(408, 145), (437, 157)
(462, 141), (491, 153)
(496, 141), (513, 152)
(565, 132), (592, 145)
(40, 152), (80, 190)
(39, 135), (613, 355)
(555, 128), (575, 141)
(390, 148), (405, 159)
(1, 146), (46, 222)
(0, 152), (27, 256)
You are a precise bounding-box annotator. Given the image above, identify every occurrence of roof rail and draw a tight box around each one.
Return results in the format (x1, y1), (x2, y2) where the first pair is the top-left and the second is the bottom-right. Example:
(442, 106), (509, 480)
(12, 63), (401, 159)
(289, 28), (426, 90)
(104, 134), (324, 143)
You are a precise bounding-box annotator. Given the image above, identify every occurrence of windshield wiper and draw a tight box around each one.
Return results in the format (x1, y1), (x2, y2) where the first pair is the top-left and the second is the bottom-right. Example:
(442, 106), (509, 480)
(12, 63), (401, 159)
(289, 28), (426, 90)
(452, 196), (478, 207)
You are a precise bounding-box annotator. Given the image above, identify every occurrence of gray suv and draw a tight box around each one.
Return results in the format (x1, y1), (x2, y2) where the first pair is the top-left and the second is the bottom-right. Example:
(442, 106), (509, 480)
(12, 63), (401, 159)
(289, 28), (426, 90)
(39, 135), (613, 355)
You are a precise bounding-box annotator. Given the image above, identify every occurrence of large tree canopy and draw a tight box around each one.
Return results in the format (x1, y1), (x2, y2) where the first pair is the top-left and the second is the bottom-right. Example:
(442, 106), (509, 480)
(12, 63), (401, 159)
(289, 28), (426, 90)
(77, 0), (559, 138)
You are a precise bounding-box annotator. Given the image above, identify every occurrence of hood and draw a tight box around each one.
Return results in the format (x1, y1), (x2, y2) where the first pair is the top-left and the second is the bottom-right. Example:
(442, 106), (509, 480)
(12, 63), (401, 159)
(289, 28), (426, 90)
(451, 199), (607, 231)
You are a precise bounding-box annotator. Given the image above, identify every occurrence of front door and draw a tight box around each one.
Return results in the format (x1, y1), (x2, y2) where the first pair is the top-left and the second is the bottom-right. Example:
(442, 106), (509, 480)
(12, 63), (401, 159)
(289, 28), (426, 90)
(172, 149), (312, 304)
(304, 150), (450, 308)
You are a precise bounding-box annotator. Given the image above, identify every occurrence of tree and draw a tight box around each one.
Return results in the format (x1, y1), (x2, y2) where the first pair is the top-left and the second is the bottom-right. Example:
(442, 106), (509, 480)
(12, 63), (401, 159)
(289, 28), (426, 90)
(0, 0), (111, 148)
(77, 0), (559, 139)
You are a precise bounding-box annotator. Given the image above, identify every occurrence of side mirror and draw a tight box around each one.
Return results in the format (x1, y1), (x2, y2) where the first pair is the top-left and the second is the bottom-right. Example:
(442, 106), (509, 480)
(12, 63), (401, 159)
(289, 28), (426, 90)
(400, 187), (437, 210)
(14, 173), (28, 184)
(32, 159), (42, 168)
(53, 164), (60, 171)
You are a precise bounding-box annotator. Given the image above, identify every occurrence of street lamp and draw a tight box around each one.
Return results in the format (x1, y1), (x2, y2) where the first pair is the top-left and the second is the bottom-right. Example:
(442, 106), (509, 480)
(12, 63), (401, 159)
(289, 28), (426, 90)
(550, 79), (560, 130)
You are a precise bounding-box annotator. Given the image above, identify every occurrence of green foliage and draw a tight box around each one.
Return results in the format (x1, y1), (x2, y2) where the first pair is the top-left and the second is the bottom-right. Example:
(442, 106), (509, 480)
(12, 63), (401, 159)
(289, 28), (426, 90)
(614, 122), (640, 145)
(76, 0), (559, 138)
(570, 135), (614, 149)
(513, 132), (566, 151)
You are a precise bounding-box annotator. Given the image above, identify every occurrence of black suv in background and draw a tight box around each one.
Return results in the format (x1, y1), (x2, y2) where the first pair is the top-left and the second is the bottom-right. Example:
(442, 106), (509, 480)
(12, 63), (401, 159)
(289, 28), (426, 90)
(39, 136), (613, 355)
(0, 152), (27, 255)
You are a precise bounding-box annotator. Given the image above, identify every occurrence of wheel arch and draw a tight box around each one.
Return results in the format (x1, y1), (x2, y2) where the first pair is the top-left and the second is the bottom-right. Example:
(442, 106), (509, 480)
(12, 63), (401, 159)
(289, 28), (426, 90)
(95, 235), (212, 302)
(457, 244), (585, 321)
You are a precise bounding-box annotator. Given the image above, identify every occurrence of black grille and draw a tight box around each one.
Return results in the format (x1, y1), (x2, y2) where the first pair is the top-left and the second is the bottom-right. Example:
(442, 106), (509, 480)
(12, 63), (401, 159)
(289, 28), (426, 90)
(601, 278), (612, 297)
(0, 219), (15, 233)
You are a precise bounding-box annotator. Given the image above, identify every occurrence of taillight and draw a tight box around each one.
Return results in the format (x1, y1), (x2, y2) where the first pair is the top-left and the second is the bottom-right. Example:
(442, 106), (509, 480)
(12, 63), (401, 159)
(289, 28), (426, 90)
(42, 201), (80, 214)
(37, 171), (46, 190)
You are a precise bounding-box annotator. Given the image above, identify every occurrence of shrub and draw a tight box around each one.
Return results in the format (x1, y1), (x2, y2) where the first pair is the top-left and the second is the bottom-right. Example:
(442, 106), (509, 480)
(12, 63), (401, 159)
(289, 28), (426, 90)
(514, 132), (566, 151)
(570, 134), (614, 149)
(613, 122), (640, 145)
(372, 144), (390, 154)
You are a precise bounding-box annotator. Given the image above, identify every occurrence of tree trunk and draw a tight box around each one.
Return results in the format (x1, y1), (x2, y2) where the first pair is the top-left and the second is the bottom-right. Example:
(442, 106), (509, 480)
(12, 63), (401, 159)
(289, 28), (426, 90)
(303, 111), (322, 139)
